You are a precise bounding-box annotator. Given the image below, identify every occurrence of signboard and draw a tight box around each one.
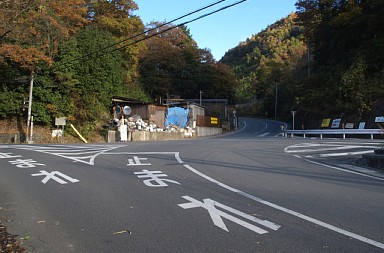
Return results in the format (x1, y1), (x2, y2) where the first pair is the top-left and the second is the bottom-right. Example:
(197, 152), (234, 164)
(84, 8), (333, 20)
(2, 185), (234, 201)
(210, 117), (218, 125)
(375, 116), (384, 123)
(55, 117), (66, 126)
(358, 122), (366, 129)
(345, 123), (354, 129)
(331, 118), (341, 128)
(321, 118), (331, 128)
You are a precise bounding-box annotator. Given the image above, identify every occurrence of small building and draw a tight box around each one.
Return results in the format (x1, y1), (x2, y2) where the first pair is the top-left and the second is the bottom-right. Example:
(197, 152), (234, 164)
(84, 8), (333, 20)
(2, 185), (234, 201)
(111, 96), (167, 128)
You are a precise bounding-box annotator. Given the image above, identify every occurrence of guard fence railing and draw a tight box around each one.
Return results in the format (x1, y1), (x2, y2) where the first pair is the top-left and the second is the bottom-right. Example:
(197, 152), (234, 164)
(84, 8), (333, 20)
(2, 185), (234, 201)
(283, 129), (384, 140)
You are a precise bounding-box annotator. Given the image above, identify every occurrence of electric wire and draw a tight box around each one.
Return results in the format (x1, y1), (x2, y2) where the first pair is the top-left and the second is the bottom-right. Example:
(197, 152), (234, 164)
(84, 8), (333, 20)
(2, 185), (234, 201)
(22, 0), (249, 135)
(98, 0), (248, 58)
(53, 0), (228, 71)
(53, 0), (248, 72)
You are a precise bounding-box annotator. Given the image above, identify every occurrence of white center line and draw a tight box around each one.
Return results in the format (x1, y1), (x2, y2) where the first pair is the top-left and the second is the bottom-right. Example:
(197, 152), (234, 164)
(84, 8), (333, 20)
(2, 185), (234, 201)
(174, 152), (384, 250)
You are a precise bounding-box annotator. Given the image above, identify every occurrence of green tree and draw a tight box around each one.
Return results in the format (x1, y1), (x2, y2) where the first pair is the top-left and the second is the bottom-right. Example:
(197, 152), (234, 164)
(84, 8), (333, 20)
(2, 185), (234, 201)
(86, 0), (147, 101)
(55, 27), (124, 133)
(0, 0), (88, 123)
(221, 13), (307, 117)
(295, 0), (384, 121)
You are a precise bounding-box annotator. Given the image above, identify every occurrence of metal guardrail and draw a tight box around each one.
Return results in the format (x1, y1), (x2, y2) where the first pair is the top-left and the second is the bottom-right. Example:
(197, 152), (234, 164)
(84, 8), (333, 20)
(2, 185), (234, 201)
(283, 129), (384, 140)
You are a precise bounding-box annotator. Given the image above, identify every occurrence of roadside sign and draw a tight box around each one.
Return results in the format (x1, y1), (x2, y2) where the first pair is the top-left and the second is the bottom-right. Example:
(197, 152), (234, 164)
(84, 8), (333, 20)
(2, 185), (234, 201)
(55, 117), (66, 126)
(321, 118), (331, 128)
(375, 116), (384, 123)
(331, 118), (341, 128)
(358, 122), (366, 129)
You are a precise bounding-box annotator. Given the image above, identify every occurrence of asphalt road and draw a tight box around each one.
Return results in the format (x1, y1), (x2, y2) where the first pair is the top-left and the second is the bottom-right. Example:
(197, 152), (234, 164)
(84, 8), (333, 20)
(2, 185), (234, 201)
(1, 117), (384, 252)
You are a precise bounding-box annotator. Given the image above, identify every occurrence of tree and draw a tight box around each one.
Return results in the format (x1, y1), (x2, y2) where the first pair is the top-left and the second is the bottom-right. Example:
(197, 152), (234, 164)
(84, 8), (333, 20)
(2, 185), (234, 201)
(139, 21), (238, 101)
(139, 22), (194, 98)
(86, 0), (146, 100)
(55, 28), (125, 132)
(294, 0), (384, 120)
(0, 0), (88, 126)
(221, 13), (307, 117)
(0, 0), (88, 69)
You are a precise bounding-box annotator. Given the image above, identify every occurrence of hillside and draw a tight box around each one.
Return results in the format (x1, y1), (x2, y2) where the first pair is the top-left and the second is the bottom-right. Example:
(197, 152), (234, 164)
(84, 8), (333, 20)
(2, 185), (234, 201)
(221, 13), (307, 120)
(220, 0), (384, 129)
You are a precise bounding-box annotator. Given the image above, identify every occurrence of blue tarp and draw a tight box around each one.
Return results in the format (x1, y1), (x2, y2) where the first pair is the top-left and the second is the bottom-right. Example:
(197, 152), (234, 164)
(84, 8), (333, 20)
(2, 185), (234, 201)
(165, 107), (189, 128)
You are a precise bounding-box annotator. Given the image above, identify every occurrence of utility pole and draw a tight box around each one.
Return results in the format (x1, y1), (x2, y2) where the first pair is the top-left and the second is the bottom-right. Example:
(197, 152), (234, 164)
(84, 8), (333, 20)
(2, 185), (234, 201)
(291, 110), (297, 130)
(307, 39), (311, 77)
(199, 90), (203, 105)
(26, 70), (34, 143)
(274, 83), (278, 119)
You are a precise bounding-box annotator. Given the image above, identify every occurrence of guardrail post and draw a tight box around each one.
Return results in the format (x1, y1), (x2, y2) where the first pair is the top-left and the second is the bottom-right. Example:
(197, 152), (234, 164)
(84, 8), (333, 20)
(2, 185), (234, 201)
(320, 134), (323, 139)
(343, 133), (346, 139)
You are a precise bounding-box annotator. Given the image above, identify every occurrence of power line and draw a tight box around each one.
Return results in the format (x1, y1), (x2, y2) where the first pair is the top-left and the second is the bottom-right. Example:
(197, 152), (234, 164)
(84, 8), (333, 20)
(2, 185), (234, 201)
(102, 0), (248, 57)
(26, 0), (248, 135)
(53, 0), (248, 72)
(53, 0), (228, 72)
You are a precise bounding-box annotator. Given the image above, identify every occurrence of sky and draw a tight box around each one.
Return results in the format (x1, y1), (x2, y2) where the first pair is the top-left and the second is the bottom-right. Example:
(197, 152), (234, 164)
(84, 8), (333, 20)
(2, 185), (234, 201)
(134, 0), (298, 60)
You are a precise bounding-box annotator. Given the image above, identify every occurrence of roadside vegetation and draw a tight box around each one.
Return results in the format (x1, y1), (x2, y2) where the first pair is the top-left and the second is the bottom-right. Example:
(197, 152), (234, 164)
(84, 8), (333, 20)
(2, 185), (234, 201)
(0, 0), (237, 140)
(1, 0), (383, 139)
(222, 0), (384, 128)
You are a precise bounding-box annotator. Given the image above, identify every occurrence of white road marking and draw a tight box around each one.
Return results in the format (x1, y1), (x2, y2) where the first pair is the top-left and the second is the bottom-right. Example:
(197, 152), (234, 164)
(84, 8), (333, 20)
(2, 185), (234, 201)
(284, 142), (382, 159)
(113, 151), (384, 249)
(298, 156), (384, 181)
(285, 145), (374, 153)
(319, 150), (374, 157)
(6, 145), (124, 165)
(127, 156), (151, 166)
(175, 153), (384, 250)
(134, 170), (181, 187)
(8, 159), (46, 168)
(31, 170), (79, 184)
(3, 146), (384, 249)
(178, 196), (280, 234)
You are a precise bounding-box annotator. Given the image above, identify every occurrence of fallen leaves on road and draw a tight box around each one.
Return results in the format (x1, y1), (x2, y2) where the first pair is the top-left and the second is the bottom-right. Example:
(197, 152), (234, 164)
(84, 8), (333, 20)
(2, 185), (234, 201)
(0, 223), (26, 253)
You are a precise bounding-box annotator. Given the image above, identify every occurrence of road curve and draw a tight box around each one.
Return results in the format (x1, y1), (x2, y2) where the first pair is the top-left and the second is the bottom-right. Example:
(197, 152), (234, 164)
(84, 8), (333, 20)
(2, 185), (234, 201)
(1, 117), (383, 252)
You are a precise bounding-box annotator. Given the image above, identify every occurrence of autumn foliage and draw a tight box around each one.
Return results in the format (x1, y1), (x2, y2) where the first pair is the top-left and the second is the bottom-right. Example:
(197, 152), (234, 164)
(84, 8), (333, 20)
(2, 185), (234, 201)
(0, 0), (88, 69)
(0, 0), (239, 138)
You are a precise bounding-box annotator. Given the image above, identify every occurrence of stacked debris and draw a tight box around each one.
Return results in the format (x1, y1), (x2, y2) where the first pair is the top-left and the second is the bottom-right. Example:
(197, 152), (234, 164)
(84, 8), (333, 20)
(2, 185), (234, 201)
(128, 116), (164, 132)
(110, 114), (196, 136)
(165, 124), (195, 137)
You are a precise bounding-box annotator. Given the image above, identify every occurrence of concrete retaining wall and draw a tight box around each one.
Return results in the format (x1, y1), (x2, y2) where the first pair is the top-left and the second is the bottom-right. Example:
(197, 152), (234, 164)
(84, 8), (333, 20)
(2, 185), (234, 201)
(0, 133), (25, 144)
(132, 131), (184, 141)
(196, 126), (222, 137)
(107, 127), (223, 142)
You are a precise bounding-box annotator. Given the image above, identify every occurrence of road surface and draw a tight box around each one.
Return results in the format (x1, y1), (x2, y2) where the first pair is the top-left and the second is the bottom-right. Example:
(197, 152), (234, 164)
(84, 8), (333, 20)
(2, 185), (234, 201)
(1, 117), (383, 252)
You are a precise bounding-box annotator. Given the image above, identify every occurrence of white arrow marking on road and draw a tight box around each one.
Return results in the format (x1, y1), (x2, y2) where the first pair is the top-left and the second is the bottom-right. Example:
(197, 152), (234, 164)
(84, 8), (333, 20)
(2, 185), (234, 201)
(31, 170), (79, 184)
(178, 196), (280, 234)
